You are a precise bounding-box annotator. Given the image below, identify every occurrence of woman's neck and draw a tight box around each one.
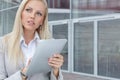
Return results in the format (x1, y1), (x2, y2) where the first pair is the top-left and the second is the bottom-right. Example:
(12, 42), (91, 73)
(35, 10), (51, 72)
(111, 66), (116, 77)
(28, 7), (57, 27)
(23, 30), (35, 45)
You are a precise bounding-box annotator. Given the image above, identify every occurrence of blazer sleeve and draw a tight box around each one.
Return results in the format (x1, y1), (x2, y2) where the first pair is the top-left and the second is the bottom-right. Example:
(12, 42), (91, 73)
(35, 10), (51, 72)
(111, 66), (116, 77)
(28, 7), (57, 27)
(50, 69), (63, 80)
(0, 38), (22, 80)
(3, 71), (22, 80)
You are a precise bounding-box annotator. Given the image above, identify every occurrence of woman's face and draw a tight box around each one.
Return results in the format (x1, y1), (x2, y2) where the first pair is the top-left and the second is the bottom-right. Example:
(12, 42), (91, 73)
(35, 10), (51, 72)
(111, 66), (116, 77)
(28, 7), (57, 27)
(21, 0), (46, 32)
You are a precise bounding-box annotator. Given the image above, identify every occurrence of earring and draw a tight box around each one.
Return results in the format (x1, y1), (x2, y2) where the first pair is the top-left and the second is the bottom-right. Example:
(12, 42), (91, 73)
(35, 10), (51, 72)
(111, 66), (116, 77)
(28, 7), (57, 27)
(39, 25), (42, 30)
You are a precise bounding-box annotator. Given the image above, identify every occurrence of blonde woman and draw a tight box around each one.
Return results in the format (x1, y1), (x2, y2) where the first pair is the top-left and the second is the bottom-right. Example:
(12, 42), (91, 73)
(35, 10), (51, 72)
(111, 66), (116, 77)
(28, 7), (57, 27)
(0, 0), (64, 80)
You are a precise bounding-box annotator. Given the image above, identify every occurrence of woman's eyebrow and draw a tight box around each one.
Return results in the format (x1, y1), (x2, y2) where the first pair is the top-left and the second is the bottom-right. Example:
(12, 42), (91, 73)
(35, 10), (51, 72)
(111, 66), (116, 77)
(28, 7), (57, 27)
(25, 6), (32, 9)
(26, 6), (43, 12)
(37, 10), (42, 13)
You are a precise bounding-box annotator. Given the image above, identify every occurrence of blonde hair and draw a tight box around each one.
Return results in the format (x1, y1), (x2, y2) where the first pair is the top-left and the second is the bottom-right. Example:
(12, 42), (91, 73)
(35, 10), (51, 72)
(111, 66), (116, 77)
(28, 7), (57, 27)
(3, 0), (51, 66)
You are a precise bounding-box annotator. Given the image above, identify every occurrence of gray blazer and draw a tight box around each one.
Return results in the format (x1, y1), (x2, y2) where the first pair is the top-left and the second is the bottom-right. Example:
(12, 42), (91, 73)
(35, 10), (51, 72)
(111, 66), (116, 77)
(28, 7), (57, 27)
(0, 37), (63, 80)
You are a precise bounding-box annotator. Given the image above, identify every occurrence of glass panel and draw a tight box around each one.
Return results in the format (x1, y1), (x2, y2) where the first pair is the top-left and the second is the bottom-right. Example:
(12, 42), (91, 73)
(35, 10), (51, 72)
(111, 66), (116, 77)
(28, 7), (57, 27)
(52, 24), (68, 70)
(47, 0), (70, 21)
(0, 7), (17, 36)
(48, 13), (69, 21)
(98, 19), (120, 78)
(46, 0), (69, 9)
(0, 0), (20, 10)
(72, 0), (120, 18)
(0, 0), (20, 36)
(74, 22), (94, 74)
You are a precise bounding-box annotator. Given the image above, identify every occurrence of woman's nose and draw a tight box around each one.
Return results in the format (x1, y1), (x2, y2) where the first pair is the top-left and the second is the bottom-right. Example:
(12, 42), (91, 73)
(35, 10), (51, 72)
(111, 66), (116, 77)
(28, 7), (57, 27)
(30, 12), (35, 19)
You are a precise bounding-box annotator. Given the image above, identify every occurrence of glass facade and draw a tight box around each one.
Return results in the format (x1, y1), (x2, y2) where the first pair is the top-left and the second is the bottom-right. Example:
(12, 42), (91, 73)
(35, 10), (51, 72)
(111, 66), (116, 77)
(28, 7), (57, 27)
(72, 0), (120, 79)
(1, 0), (120, 79)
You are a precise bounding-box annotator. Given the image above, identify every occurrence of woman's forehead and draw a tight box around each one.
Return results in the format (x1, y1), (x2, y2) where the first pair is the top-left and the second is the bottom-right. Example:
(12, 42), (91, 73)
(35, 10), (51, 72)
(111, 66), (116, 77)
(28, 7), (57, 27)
(25, 0), (46, 11)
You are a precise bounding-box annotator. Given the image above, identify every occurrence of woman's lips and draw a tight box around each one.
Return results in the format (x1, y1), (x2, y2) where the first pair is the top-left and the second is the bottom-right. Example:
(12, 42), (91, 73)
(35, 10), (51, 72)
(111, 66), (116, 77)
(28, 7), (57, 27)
(27, 20), (35, 26)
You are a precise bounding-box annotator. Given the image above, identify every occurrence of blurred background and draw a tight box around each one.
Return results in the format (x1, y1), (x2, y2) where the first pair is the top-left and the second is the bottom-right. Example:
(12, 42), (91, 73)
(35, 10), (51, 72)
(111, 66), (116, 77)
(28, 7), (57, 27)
(1, 0), (120, 79)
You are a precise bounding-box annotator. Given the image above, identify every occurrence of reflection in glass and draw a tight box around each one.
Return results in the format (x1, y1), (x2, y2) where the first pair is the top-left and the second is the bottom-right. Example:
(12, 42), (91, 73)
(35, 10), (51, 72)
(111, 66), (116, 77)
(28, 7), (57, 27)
(0, 0), (20, 36)
(74, 22), (94, 74)
(72, 0), (120, 18)
(0, 0), (19, 10)
(48, 13), (69, 21)
(46, 0), (69, 9)
(0, 8), (17, 36)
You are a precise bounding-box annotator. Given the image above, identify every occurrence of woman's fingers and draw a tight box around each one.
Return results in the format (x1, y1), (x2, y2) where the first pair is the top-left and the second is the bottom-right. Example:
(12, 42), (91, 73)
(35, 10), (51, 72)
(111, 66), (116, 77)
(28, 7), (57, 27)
(53, 54), (64, 59)
(22, 58), (32, 74)
(48, 54), (64, 69)
(49, 56), (63, 62)
(26, 58), (32, 67)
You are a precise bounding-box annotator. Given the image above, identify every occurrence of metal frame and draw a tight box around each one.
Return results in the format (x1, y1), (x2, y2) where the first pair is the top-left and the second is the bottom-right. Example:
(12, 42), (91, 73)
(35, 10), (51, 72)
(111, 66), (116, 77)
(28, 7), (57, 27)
(0, 6), (18, 12)
(69, 0), (74, 73)
(48, 8), (70, 13)
(94, 21), (98, 75)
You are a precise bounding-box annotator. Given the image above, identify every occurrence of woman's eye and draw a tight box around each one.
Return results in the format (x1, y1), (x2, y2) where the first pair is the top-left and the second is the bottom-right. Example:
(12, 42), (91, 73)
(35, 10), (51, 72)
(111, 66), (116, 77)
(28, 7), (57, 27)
(25, 8), (31, 12)
(36, 12), (42, 16)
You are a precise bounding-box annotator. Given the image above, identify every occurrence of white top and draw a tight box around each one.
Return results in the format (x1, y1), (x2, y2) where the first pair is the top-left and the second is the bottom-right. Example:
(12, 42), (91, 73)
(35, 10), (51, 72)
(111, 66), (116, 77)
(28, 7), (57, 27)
(20, 32), (40, 66)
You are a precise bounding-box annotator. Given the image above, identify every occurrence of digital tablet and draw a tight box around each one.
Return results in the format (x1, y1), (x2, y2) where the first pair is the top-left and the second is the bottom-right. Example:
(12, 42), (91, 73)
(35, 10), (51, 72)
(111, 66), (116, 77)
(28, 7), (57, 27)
(25, 39), (67, 76)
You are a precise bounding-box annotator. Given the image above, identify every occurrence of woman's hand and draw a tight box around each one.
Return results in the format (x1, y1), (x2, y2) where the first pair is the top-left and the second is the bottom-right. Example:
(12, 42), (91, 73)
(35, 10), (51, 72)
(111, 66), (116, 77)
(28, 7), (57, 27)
(48, 54), (64, 78)
(21, 58), (31, 80)
(22, 58), (31, 74)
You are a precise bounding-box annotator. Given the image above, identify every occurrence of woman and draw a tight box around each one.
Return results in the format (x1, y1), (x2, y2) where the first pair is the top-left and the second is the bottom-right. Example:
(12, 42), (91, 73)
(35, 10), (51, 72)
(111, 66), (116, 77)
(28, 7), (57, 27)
(0, 0), (64, 80)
